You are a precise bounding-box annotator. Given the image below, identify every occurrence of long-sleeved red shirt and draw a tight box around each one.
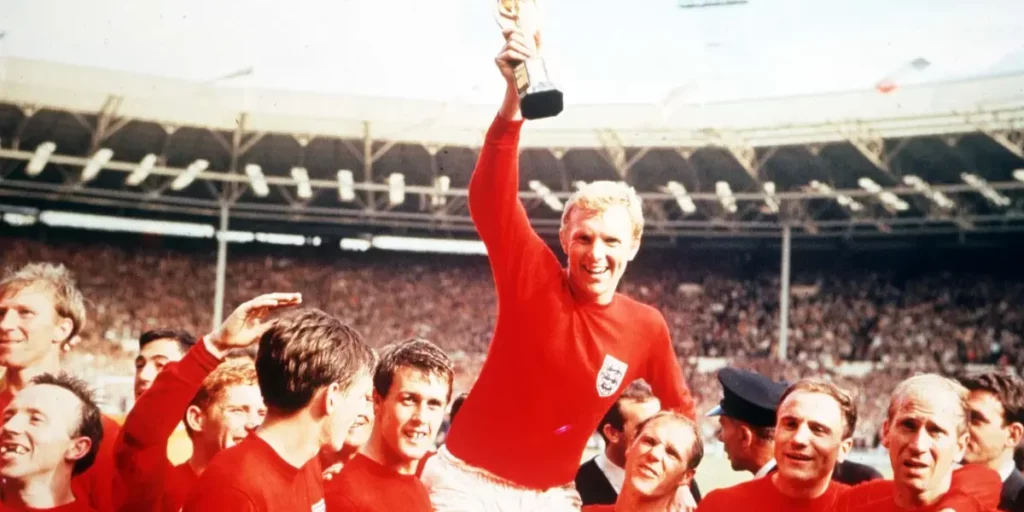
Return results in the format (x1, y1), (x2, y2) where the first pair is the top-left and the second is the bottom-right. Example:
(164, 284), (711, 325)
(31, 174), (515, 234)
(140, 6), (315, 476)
(834, 464), (1001, 512)
(113, 339), (220, 512)
(0, 387), (120, 512)
(0, 500), (97, 512)
(697, 476), (848, 512)
(444, 115), (697, 490)
(181, 434), (325, 512)
(324, 453), (432, 512)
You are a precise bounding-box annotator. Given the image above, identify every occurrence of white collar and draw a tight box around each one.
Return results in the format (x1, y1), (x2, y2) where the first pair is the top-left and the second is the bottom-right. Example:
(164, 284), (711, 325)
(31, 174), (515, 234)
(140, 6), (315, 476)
(755, 459), (777, 479)
(595, 452), (626, 494)
(1000, 459), (1017, 482)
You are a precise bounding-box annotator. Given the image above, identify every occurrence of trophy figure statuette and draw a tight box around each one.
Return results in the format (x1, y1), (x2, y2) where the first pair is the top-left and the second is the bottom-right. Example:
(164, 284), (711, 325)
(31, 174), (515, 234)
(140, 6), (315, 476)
(495, 0), (563, 120)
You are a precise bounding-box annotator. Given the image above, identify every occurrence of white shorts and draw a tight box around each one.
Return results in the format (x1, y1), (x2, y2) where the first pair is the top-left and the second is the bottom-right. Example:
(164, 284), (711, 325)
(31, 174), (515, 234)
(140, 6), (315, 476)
(421, 445), (582, 512)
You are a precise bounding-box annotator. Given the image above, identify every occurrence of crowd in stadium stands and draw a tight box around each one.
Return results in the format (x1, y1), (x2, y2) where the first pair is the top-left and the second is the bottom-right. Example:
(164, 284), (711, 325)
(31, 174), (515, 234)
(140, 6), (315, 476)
(2, 231), (1021, 450)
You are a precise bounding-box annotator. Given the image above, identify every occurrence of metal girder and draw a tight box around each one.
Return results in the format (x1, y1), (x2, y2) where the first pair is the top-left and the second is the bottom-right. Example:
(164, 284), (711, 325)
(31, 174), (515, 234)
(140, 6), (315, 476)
(10, 105), (38, 150)
(985, 130), (1024, 160)
(704, 129), (772, 184)
(550, 148), (570, 192)
(966, 109), (1024, 159)
(596, 130), (649, 180)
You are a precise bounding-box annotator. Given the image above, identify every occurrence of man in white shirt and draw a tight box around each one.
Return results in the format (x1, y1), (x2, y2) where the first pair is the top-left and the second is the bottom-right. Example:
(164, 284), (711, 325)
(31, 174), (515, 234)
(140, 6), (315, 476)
(576, 380), (662, 505)
(958, 371), (1024, 512)
(706, 367), (787, 478)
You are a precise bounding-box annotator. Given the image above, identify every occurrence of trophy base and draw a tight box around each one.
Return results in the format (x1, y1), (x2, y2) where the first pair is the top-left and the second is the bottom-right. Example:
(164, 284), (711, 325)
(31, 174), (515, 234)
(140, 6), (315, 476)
(514, 58), (563, 120)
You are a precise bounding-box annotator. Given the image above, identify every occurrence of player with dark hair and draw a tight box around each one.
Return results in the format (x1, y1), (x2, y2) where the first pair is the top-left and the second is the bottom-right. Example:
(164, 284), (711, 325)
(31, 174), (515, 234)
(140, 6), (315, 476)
(0, 373), (104, 511)
(326, 338), (453, 511)
(183, 307), (375, 511)
(134, 328), (196, 400)
(699, 379), (857, 512)
(0, 262), (121, 511)
(959, 371), (1024, 511)
(428, 27), (696, 511)
(582, 411), (703, 512)
(116, 294), (292, 512)
(576, 380), (661, 506)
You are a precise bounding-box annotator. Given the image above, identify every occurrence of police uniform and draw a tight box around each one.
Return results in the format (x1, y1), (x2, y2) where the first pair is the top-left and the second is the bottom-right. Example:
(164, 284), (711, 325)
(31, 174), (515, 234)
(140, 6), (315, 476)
(707, 367), (882, 486)
(707, 367), (788, 477)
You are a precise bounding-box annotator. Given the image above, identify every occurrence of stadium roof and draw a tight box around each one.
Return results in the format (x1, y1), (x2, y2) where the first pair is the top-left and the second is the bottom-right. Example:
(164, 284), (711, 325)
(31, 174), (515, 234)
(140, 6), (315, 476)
(0, 58), (1022, 244)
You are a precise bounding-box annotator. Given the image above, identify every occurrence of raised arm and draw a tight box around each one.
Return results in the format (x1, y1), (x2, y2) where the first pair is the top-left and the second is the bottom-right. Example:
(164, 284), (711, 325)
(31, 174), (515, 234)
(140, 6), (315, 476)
(116, 293), (301, 505)
(469, 28), (560, 295)
(645, 315), (697, 421)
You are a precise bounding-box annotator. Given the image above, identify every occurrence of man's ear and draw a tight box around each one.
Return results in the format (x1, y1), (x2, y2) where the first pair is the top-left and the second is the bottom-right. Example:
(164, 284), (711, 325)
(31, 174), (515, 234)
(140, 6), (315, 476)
(185, 405), (205, 433)
(52, 317), (74, 347)
(739, 424), (753, 448)
(64, 436), (92, 465)
(602, 424), (623, 446)
(836, 437), (854, 463)
(881, 420), (891, 449)
(321, 382), (341, 418)
(628, 238), (640, 262)
(1007, 422), (1024, 447)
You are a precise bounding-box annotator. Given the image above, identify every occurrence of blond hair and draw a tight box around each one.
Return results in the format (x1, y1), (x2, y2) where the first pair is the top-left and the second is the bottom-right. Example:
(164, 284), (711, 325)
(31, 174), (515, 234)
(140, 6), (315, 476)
(560, 181), (644, 241)
(0, 263), (86, 343)
(185, 359), (260, 436)
(888, 374), (969, 435)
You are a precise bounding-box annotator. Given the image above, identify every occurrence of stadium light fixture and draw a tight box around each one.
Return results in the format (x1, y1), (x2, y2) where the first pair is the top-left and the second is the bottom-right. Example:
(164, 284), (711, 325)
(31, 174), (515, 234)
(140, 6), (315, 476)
(961, 172), (1011, 207)
(170, 159), (209, 191)
(432, 176), (450, 207)
(388, 173), (406, 206)
(340, 237), (371, 252)
(1014, 169), (1024, 183)
(665, 181), (697, 214)
(125, 154), (157, 186)
(2, 212), (37, 227)
(371, 235), (488, 256)
(857, 177), (909, 212)
(290, 167), (313, 200)
(763, 182), (780, 214)
(244, 164), (270, 197)
(337, 170), (355, 202)
(715, 181), (737, 213)
(38, 210), (215, 238)
(528, 180), (564, 211)
(81, 148), (113, 182)
(902, 175), (955, 210)
(26, 141), (56, 176)
(216, 230), (256, 243)
(809, 180), (864, 212)
(255, 232), (306, 246)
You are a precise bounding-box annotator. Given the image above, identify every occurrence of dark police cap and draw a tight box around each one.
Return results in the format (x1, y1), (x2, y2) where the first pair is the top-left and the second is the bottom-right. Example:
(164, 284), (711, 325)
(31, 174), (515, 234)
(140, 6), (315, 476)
(705, 367), (788, 428)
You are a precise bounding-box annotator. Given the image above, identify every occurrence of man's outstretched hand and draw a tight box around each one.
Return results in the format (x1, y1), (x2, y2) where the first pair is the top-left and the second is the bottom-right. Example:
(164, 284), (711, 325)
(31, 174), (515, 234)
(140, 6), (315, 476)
(206, 293), (302, 357)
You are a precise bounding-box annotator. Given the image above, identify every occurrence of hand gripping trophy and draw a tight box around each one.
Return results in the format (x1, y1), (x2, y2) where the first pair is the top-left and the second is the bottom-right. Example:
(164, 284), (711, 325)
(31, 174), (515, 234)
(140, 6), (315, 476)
(495, 0), (563, 119)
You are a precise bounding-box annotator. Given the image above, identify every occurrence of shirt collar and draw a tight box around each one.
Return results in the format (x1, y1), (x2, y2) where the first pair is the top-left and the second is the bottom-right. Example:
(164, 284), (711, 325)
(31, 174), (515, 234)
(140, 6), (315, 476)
(755, 459), (777, 479)
(595, 452), (627, 494)
(1000, 459), (1017, 482)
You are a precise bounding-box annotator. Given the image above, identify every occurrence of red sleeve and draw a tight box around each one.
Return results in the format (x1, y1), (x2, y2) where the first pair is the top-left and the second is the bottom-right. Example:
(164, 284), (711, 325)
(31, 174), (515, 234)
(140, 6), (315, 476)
(581, 506), (615, 512)
(943, 464), (1001, 511)
(182, 486), (258, 512)
(71, 415), (122, 512)
(468, 115), (562, 302)
(644, 313), (696, 420)
(114, 339), (221, 506)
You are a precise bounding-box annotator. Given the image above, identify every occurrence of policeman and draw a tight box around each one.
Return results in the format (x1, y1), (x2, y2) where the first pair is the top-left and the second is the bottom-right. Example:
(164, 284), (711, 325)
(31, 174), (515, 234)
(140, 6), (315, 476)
(707, 366), (882, 485)
(707, 367), (786, 478)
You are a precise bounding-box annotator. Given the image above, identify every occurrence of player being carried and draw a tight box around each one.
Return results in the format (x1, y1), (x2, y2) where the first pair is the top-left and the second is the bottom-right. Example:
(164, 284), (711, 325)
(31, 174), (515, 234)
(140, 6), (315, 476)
(424, 26), (696, 512)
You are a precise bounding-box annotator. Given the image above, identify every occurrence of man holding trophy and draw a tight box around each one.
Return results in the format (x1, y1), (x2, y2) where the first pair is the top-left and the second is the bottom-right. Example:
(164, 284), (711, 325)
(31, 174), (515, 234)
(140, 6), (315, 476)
(420, 1), (697, 511)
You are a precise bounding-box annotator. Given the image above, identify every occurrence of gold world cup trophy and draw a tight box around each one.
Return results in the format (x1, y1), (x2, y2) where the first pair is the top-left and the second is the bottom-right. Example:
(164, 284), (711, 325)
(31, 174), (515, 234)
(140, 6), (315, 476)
(496, 0), (563, 119)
